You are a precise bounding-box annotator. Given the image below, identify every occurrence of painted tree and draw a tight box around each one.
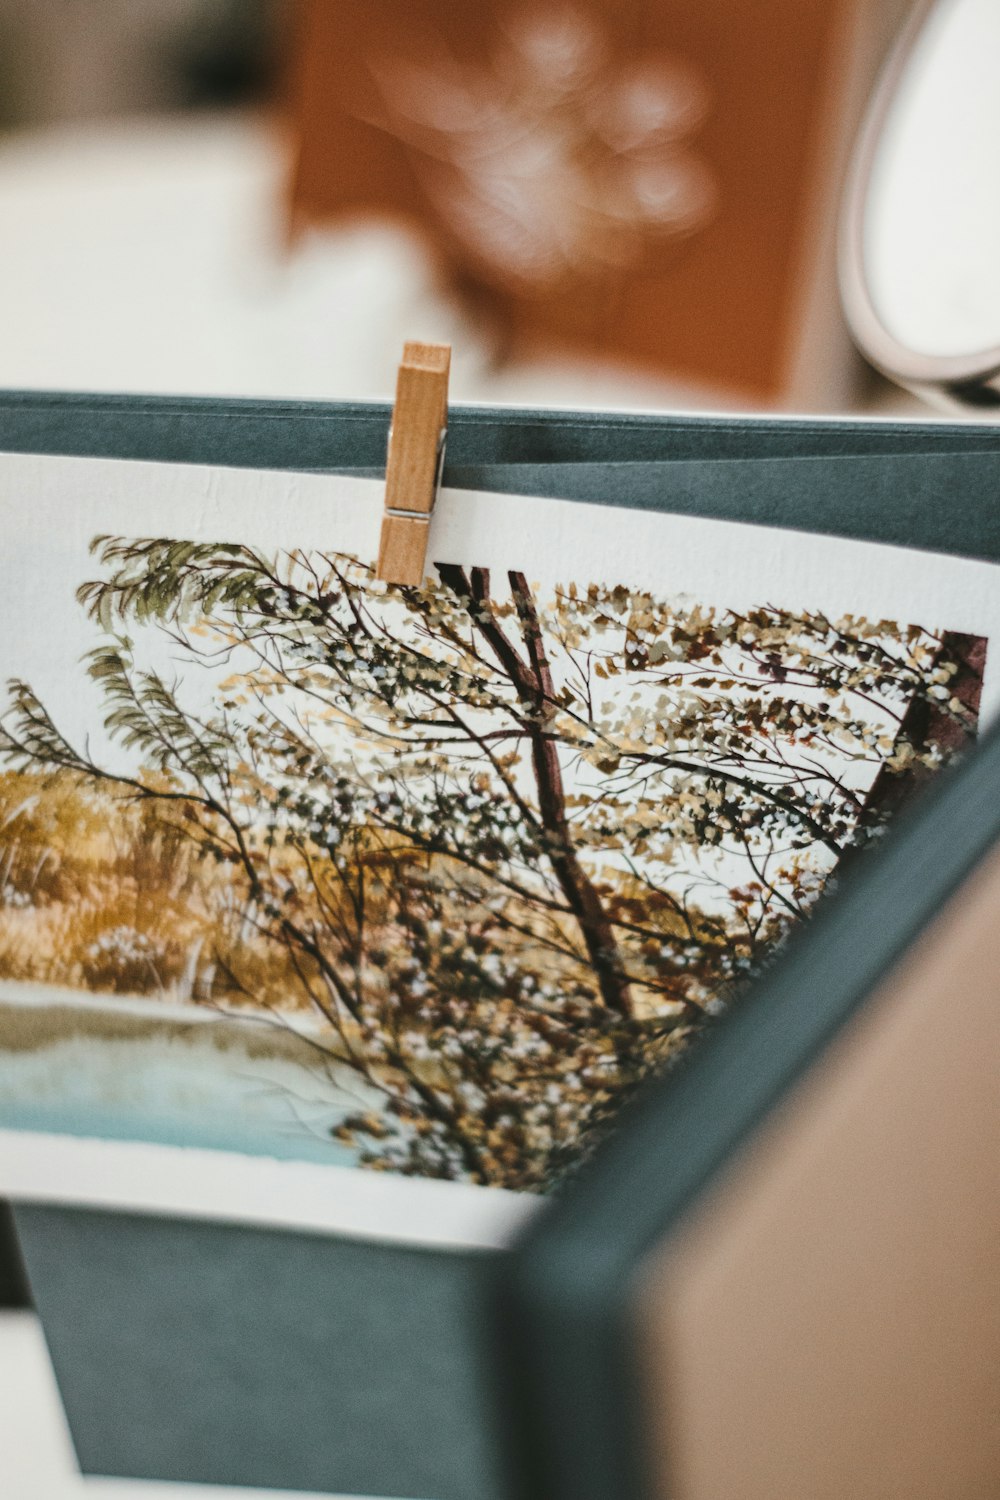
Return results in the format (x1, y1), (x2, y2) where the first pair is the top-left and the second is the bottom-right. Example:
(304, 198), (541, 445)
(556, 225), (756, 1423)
(0, 539), (983, 1188)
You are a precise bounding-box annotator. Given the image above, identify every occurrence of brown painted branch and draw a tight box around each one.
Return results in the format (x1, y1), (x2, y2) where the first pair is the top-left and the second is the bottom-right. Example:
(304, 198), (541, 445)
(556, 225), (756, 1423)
(436, 565), (635, 1018)
(506, 570), (635, 1018)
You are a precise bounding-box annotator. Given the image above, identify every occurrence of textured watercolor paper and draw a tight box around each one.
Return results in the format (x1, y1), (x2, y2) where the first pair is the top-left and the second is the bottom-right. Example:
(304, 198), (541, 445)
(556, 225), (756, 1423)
(0, 451), (997, 1246)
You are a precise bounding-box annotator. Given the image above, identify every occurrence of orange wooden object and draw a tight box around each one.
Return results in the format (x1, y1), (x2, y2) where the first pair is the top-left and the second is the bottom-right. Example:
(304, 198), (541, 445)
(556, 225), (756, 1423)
(286, 1), (906, 408)
(376, 341), (451, 587)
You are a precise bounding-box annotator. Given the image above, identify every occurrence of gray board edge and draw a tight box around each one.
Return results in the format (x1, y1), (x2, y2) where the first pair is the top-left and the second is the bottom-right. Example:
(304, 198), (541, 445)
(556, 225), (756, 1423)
(2, 390), (1000, 472)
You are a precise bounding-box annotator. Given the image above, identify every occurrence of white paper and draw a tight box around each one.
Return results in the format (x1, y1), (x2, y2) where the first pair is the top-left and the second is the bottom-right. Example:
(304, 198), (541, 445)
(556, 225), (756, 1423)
(1, 451), (997, 1247)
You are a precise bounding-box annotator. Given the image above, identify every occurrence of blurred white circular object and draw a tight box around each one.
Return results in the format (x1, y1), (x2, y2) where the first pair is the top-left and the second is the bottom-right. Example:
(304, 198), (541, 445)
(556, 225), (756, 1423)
(842, 0), (1000, 403)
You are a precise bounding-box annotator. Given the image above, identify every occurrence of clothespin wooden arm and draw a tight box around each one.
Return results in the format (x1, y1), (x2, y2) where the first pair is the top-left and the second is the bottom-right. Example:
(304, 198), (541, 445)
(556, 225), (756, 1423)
(376, 341), (451, 586)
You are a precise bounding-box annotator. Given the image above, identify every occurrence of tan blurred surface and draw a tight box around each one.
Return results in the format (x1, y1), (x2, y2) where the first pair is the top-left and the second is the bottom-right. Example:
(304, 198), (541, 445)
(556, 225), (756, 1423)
(636, 844), (1000, 1500)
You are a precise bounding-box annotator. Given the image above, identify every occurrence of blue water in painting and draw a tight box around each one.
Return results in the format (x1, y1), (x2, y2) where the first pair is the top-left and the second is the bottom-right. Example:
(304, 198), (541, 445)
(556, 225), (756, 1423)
(0, 983), (370, 1166)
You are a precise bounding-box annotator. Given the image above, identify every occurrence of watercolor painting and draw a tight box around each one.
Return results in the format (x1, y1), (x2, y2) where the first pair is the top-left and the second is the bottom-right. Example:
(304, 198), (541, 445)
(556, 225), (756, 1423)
(0, 525), (985, 1192)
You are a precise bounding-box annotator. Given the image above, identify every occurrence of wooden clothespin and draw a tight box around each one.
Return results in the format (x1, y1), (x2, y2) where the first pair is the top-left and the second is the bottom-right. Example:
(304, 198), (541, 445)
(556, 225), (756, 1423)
(376, 341), (451, 586)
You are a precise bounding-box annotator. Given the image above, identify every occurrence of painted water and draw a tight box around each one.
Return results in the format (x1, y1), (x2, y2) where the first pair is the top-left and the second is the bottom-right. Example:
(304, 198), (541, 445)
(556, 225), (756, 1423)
(0, 980), (372, 1165)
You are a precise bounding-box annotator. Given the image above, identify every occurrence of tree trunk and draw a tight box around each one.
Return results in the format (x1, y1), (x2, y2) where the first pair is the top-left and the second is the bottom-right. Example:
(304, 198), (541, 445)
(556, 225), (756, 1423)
(437, 563), (635, 1019)
(858, 631), (986, 831)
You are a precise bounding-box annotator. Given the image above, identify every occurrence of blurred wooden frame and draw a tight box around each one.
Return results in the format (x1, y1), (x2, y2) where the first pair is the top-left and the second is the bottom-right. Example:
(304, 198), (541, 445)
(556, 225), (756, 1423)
(376, 341), (451, 587)
(285, 0), (913, 410)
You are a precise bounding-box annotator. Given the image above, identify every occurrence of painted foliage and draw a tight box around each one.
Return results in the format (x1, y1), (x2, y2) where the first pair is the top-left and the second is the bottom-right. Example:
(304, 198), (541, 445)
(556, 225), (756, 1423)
(0, 539), (985, 1188)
